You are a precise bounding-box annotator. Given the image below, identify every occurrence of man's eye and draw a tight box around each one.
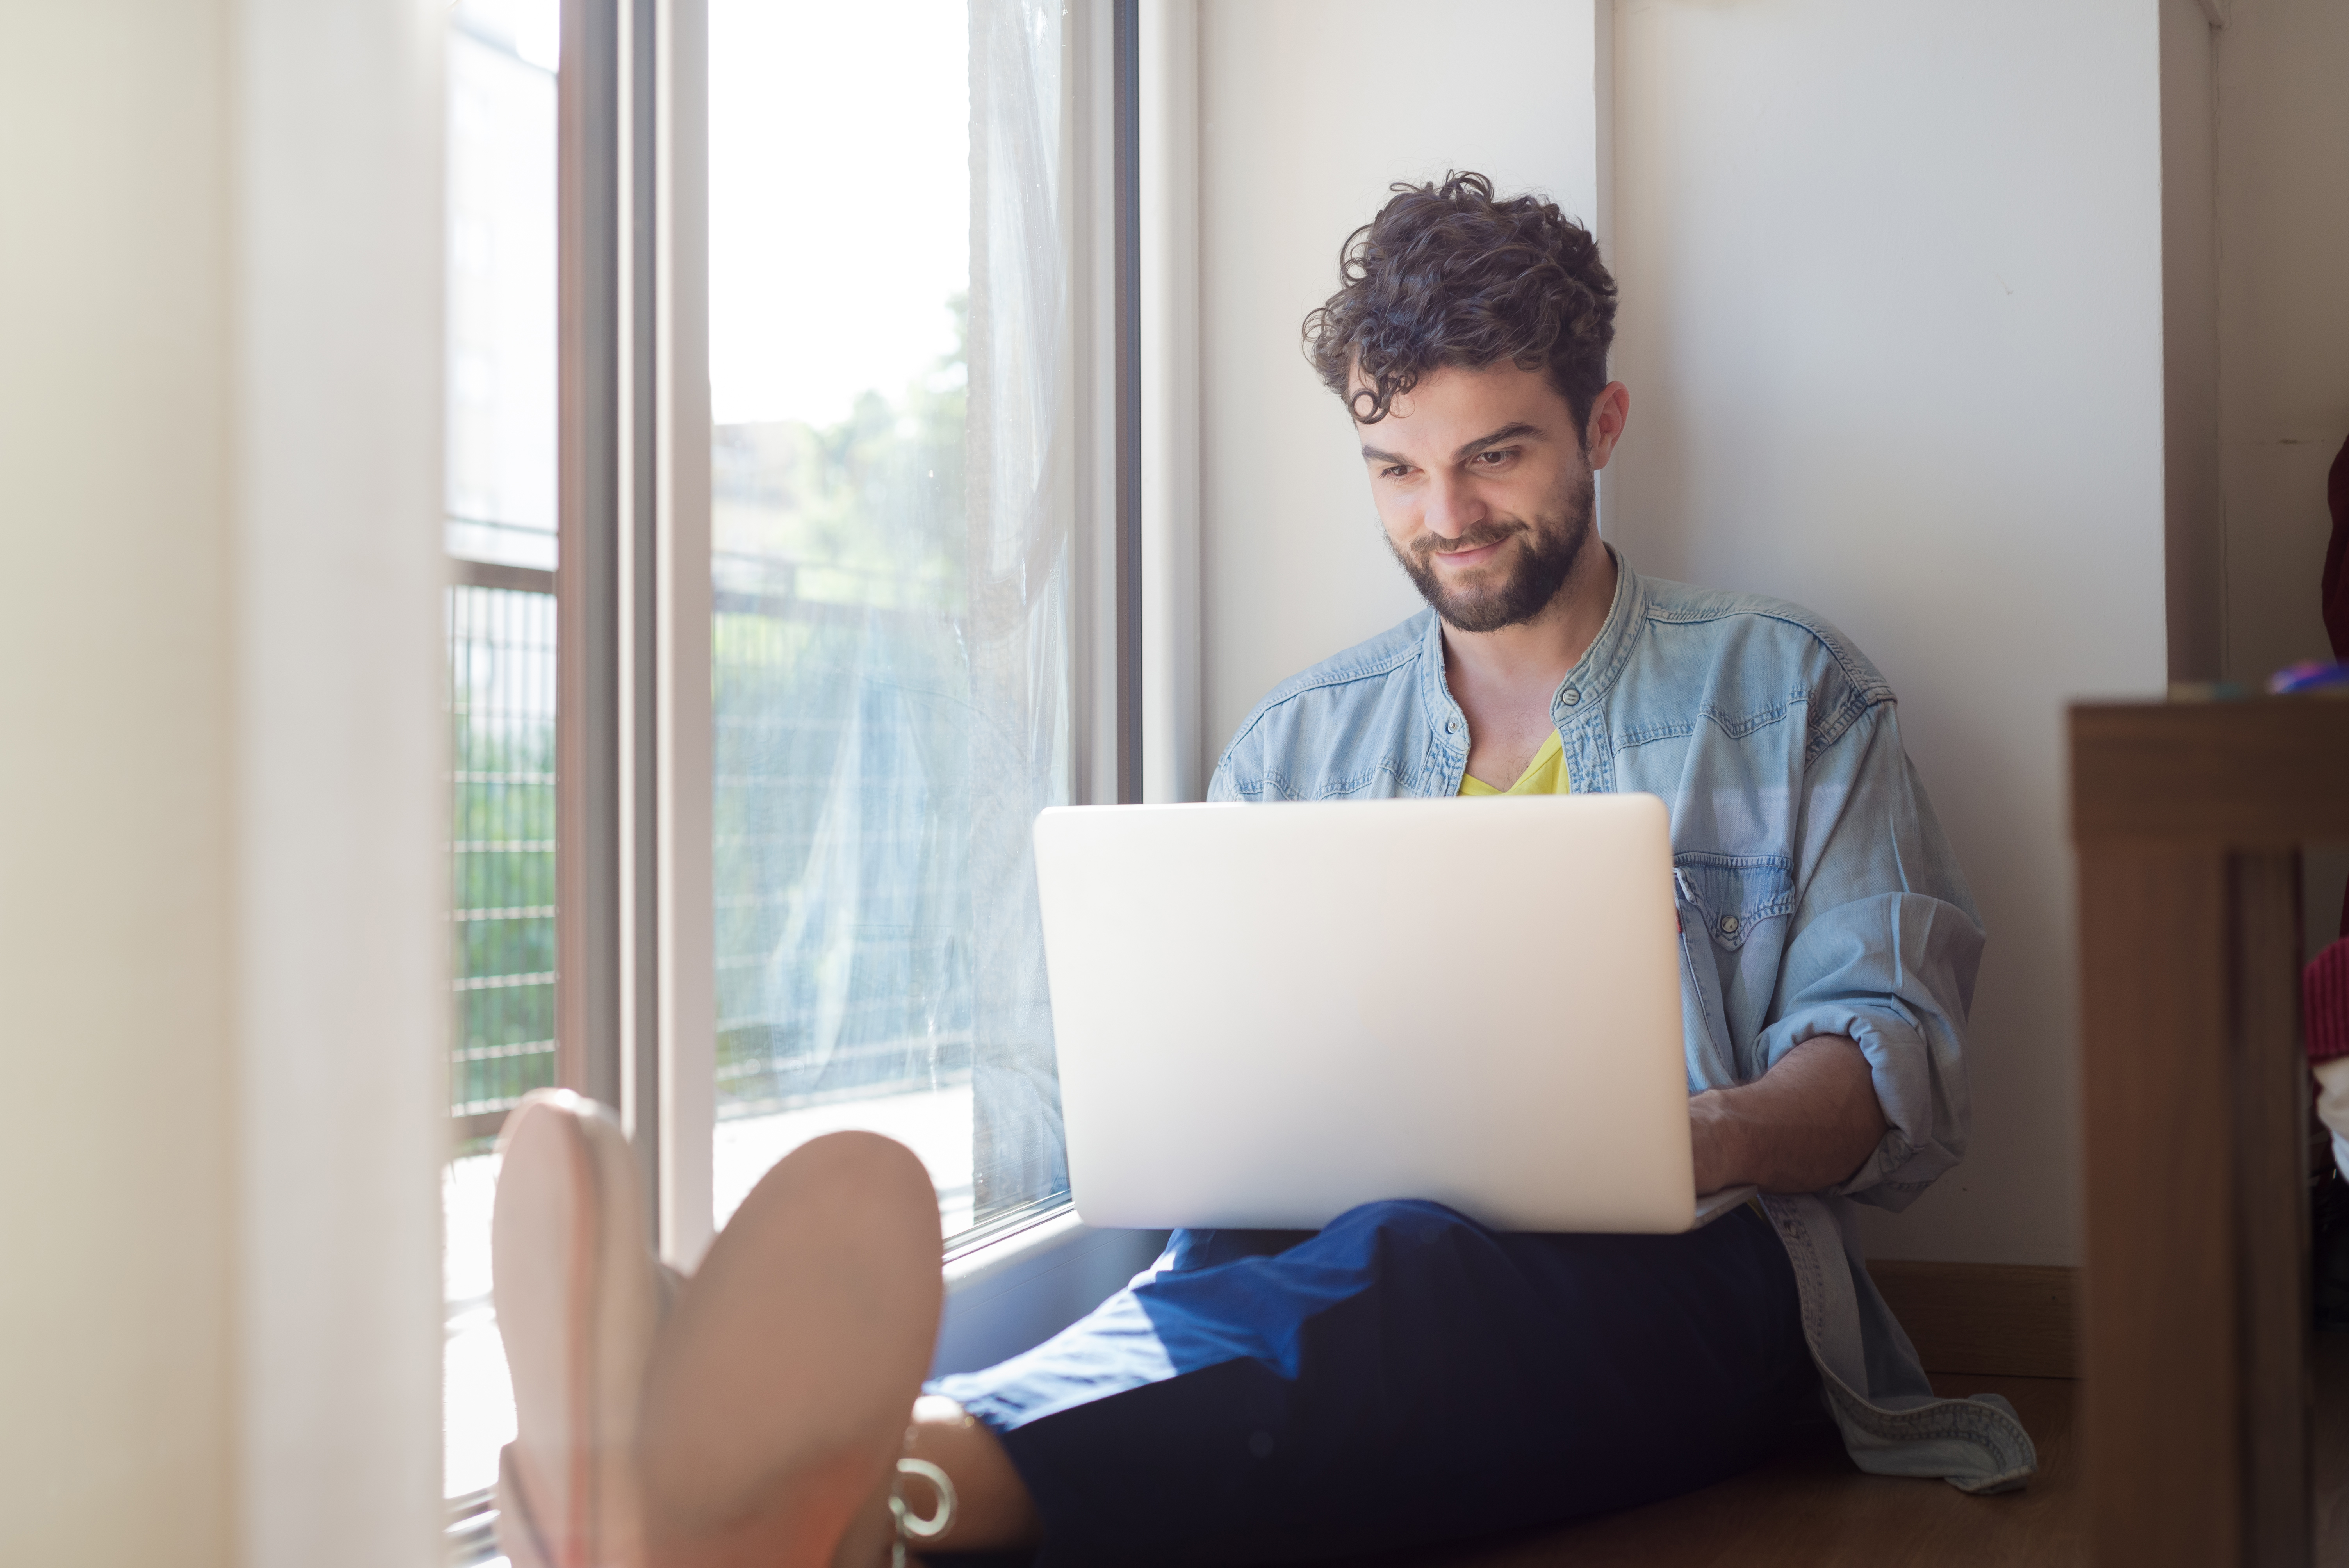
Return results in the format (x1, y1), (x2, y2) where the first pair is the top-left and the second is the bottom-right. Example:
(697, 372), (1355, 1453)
(1382, 465), (1412, 479)
(1474, 449), (1513, 466)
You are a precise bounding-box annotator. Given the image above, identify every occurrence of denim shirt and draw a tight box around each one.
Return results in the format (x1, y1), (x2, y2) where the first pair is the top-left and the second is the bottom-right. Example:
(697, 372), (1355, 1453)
(1206, 550), (2037, 1493)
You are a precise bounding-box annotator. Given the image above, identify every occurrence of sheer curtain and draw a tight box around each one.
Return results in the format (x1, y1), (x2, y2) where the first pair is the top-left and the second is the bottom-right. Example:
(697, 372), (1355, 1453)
(965, 0), (1074, 1224)
(708, 0), (1081, 1243)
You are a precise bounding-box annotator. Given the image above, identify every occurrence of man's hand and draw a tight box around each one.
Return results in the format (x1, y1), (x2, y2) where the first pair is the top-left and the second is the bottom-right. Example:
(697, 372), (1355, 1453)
(1688, 1035), (1887, 1196)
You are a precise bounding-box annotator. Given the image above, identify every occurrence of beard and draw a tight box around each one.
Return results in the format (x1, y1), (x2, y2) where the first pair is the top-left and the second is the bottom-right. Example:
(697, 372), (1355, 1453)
(1387, 467), (1595, 634)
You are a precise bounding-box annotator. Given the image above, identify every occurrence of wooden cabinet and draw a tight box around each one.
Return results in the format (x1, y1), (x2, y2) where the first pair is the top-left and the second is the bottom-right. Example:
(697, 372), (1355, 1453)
(2071, 698), (2349, 1567)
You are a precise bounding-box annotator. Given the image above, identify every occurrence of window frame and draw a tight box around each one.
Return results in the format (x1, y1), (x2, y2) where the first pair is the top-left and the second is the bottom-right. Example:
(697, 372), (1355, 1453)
(554, 0), (1142, 1269)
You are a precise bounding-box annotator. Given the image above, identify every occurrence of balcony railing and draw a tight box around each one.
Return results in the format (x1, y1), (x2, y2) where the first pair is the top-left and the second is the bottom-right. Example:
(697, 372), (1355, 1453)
(447, 564), (558, 1141)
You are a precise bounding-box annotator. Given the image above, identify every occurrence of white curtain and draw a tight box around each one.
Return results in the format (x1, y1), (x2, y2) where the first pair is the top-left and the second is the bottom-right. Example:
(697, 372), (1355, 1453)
(965, 0), (1074, 1218)
(710, 0), (1078, 1231)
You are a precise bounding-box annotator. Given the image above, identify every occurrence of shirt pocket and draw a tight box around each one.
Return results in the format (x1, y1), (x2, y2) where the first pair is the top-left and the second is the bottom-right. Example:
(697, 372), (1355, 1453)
(1672, 852), (1795, 953)
(1672, 853), (1795, 1085)
(1672, 871), (1736, 1092)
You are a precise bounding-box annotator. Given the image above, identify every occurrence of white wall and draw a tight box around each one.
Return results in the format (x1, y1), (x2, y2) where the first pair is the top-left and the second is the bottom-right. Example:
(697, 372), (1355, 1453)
(2, 8), (237, 1562)
(1192, 0), (1602, 788)
(2206, 0), (2349, 952)
(1607, 1), (2170, 1266)
(0, 4), (447, 1563)
(2164, 0), (2349, 694)
(2165, 0), (2349, 952)
(2162, 0), (2224, 682)
(2210, 0), (2349, 689)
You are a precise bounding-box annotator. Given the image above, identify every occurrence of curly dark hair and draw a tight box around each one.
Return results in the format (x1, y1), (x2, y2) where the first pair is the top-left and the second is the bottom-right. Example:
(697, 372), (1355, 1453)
(1301, 171), (1616, 431)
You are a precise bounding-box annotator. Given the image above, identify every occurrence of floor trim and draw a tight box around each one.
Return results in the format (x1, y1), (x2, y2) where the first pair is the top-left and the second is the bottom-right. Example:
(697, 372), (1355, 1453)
(1866, 1259), (2079, 1380)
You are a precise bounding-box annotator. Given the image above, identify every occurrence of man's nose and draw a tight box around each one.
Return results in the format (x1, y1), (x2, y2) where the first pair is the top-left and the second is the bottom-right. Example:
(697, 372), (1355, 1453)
(1421, 469), (1487, 540)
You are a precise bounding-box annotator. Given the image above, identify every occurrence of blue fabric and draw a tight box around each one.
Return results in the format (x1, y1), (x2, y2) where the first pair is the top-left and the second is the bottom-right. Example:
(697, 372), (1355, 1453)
(1200, 549), (2036, 1490)
(929, 1200), (1820, 1566)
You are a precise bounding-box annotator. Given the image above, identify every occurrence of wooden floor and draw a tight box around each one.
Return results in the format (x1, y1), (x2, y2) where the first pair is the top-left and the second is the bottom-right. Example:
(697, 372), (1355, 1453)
(1349, 1340), (2349, 1567)
(1359, 1373), (2083, 1568)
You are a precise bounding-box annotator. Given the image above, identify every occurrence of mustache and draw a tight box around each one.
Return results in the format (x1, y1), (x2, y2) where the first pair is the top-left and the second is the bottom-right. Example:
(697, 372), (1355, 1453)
(1410, 520), (1528, 560)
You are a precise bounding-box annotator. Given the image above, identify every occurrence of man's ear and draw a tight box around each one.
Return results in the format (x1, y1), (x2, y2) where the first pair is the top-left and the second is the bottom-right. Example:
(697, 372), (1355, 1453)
(1584, 382), (1631, 471)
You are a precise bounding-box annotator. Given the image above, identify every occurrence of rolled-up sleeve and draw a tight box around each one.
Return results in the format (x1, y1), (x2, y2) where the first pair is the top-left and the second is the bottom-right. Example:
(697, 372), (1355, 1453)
(1756, 701), (1982, 1211)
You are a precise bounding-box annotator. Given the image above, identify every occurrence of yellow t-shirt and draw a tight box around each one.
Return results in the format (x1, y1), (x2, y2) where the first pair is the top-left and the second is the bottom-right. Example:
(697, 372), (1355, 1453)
(1457, 730), (1570, 796)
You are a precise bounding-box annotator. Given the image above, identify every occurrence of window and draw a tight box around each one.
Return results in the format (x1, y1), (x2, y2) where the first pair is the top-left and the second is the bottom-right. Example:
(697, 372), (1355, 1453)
(440, 1), (1126, 1553)
(702, 0), (1123, 1249)
(442, 0), (560, 1530)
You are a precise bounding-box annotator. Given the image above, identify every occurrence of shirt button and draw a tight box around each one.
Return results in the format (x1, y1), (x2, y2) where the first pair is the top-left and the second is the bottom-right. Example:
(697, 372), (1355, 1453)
(1446, 717), (1461, 733)
(1719, 914), (1740, 935)
(1561, 686), (1581, 706)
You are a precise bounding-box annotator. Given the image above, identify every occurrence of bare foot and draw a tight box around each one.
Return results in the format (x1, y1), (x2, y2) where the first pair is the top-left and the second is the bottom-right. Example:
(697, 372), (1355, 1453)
(491, 1091), (663, 1568)
(636, 1133), (943, 1568)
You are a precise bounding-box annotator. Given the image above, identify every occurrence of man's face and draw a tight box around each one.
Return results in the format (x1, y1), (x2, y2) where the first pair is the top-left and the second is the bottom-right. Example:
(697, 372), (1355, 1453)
(1355, 362), (1600, 634)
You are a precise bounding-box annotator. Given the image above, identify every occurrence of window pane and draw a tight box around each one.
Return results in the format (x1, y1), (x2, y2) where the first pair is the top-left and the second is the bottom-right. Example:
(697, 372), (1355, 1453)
(442, 0), (558, 1514)
(446, 0), (560, 573)
(709, 0), (1074, 1246)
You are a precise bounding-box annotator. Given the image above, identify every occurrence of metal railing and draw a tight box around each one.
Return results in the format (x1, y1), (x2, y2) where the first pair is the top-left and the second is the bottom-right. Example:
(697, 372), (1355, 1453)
(447, 568), (558, 1137)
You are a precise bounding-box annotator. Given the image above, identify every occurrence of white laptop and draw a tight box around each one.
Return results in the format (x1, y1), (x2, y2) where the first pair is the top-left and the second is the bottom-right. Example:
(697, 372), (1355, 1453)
(1032, 795), (1756, 1234)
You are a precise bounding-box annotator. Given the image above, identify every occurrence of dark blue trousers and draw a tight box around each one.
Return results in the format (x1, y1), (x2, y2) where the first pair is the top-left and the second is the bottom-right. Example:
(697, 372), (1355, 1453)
(927, 1200), (1821, 1566)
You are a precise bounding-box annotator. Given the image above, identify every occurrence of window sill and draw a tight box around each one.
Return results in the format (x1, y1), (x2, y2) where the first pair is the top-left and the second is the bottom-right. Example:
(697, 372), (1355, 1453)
(934, 1208), (1169, 1378)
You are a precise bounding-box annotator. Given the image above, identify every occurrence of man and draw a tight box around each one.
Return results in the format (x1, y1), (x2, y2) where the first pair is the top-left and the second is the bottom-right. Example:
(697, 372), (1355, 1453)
(491, 173), (2035, 1568)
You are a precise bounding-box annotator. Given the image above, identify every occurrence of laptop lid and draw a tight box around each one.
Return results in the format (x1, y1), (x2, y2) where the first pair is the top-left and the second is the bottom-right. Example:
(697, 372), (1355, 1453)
(1032, 795), (1706, 1233)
